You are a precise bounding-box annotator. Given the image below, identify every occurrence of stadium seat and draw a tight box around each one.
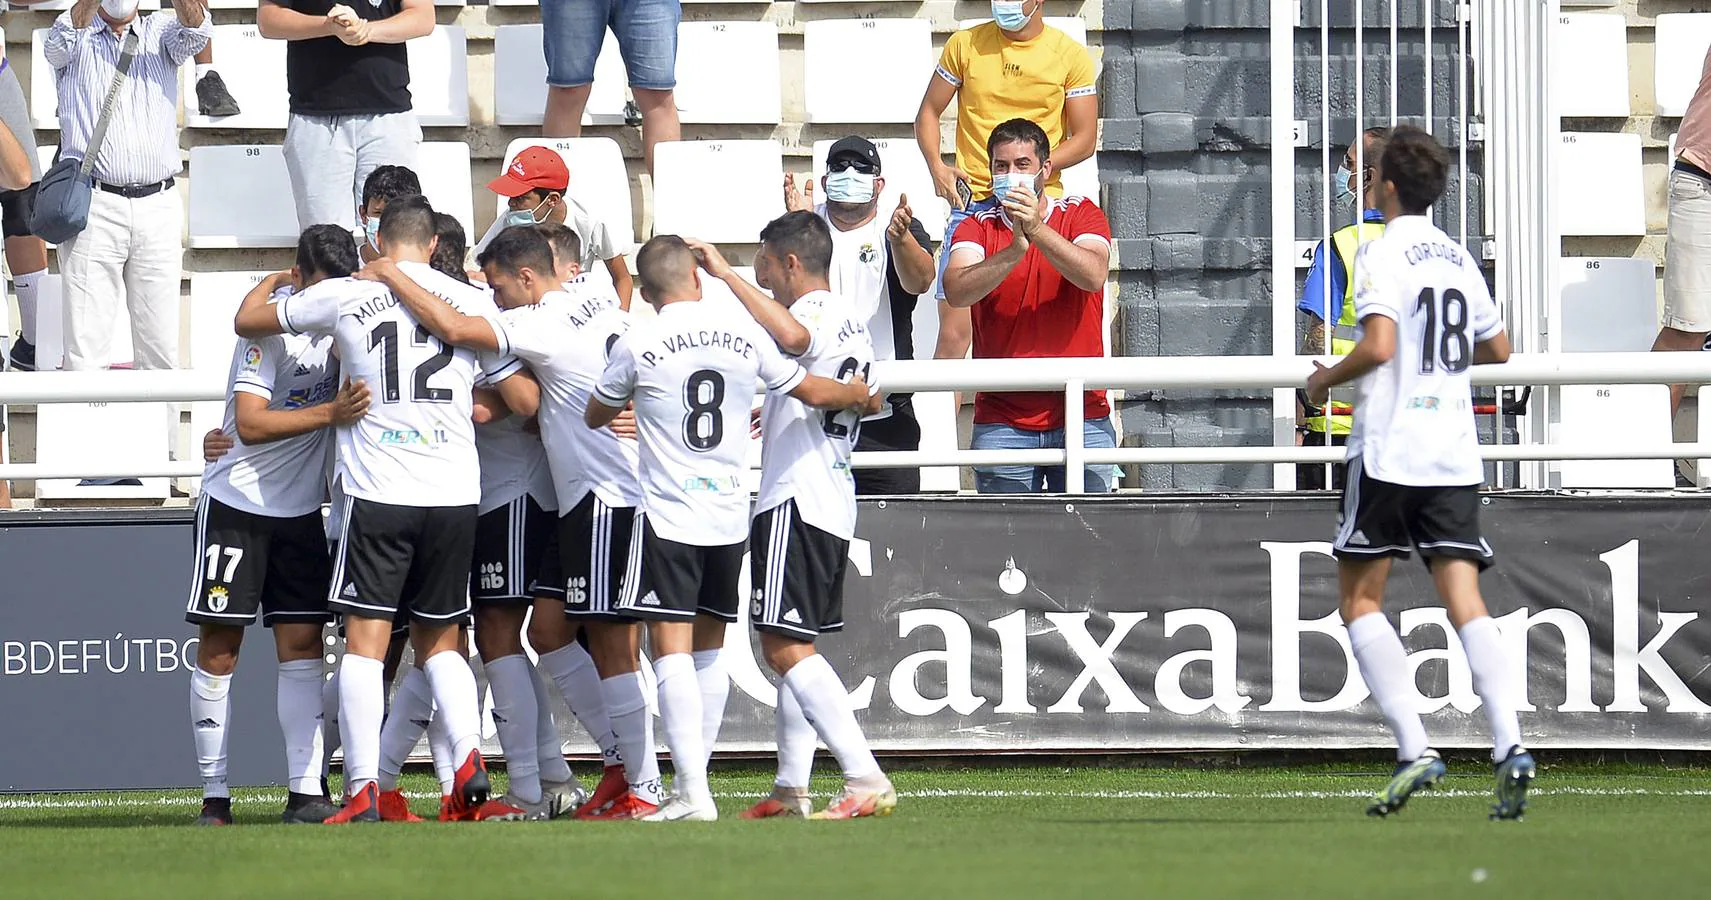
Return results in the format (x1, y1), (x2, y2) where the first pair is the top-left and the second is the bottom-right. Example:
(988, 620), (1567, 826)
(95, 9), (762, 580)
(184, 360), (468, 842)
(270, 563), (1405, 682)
(407, 27), (471, 127)
(182, 25), (289, 129)
(652, 140), (784, 243)
(957, 17), (1089, 46)
(186, 272), (260, 481)
(913, 391), (961, 492)
(34, 401), (172, 500)
(674, 21), (780, 124)
(803, 19), (932, 124)
(810, 137), (950, 239)
(32, 274), (136, 372)
(694, 266), (759, 310)
(1060, 153), (1101, 204)
(1553, 14), (1629, 118)
(1558, 385), (1674, 489)
(419, 141), (476, 244)
(1655, 14), (1711, 118)
(1556, 132), (1645, 236)
(492, 25), (628, 127)
(1557, 257), (1657, 353)
(188, 145), (300, 249)
(495, 137), (634, 250)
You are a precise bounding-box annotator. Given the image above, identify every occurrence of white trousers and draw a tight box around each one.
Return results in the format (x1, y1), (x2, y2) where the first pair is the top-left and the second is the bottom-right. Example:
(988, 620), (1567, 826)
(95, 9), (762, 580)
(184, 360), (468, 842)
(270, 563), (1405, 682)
(58, 187), (182, 372)
(284, 111), (421, 231)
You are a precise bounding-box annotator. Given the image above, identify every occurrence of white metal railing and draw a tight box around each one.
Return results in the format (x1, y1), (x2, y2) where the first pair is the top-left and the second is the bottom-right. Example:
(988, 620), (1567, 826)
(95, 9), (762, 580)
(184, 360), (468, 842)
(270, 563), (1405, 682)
(4, 352), (1711, 489)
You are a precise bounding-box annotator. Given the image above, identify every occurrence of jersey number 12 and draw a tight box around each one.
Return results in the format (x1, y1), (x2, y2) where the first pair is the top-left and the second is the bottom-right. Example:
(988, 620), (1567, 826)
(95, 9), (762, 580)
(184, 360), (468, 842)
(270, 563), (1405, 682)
(368, 322), (454, 403)
(1415, 287), (1470, 375)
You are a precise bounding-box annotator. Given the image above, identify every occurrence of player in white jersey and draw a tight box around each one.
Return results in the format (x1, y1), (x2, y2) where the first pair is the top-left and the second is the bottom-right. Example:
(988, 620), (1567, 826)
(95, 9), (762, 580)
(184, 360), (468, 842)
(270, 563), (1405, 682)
(235, 198), (531, 823)
(1305, 126), (1533, 821)
(186, 229), (371, 827)
(365, 225), (662, 820)
(687, 216), (895, 820)
(586, 235), (875, 822)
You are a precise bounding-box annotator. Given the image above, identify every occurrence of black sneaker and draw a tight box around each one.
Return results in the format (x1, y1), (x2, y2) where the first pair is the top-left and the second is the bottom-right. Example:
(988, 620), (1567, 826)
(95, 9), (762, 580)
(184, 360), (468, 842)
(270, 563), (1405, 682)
(8, 335), (33, 372)
(195, 797), (233, 826)
(197, 70), (241, 118)
(281, 792), (341, 824)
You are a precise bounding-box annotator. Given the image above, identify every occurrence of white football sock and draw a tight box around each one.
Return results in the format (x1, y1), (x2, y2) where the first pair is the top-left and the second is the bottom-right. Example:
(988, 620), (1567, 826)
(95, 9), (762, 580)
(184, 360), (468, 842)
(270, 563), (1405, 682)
(1458, 616), (1524, 762)
(377, 666), (433, 792)
(196, 62), (213, 81)
(693, 648), (729, 769)
(321, 668), (340, 772)
(539, 642), (621, 769)
(1347, 612), (1430, 761)
(600, 671), (663, 805)
(14, 268), (43, 344)
(276, 659), (326, 796)
(774, 679), (817, 790)
(337, 654), (386, 791)
(423, 650), (483, 763)
(485, 654), (542, 804)
(528, 662), (575, 785)
(784, 654), (881, 783)
(190, 667), (233, 799)
(652, 653), (708, 800)
(427, 710), (455, 794)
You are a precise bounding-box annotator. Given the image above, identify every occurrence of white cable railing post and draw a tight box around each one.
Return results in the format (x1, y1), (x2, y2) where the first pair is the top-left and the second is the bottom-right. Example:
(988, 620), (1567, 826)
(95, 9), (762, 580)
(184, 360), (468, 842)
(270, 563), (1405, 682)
(1065, 378), (1086, 493)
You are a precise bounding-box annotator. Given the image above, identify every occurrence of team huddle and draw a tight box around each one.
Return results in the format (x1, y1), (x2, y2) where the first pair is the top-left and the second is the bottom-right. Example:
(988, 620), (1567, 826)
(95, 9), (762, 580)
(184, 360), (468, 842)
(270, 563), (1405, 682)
(185, 183), (893, 824)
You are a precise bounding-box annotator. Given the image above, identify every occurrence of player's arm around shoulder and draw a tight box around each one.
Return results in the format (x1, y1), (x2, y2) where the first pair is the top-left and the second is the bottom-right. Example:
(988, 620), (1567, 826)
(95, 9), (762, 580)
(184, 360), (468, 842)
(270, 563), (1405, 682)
(790, 370), (874, 412)
(586, 331), (637, 428)
(234, 378), (371, 445)
(234, 271), (299, 339)
(355, 258), (503, 352)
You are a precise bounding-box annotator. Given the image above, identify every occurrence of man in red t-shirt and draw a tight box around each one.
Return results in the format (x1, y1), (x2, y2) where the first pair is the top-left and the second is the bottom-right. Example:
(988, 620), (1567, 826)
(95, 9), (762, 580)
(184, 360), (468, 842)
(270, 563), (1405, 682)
(943, 117), (1116, 493)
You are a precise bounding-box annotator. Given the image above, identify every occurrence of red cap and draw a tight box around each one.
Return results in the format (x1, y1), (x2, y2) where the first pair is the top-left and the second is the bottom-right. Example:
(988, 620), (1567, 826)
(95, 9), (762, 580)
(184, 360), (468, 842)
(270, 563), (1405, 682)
(487, 147), (570, 197)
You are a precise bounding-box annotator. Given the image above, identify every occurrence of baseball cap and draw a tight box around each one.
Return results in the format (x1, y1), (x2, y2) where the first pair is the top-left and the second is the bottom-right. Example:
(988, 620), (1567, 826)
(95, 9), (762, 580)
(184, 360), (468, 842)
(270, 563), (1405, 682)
(487, 147), (570, 197)
(826, 136), (882, 174)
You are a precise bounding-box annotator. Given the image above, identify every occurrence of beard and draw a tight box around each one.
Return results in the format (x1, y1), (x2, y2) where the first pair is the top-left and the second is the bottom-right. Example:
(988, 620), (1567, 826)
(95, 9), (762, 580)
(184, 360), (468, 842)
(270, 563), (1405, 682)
(826, 199), (877, 224)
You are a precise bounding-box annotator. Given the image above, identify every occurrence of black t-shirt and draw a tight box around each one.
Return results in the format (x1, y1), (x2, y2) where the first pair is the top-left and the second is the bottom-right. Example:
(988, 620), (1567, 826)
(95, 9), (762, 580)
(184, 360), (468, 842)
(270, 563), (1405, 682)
(281, 0), (413, 116)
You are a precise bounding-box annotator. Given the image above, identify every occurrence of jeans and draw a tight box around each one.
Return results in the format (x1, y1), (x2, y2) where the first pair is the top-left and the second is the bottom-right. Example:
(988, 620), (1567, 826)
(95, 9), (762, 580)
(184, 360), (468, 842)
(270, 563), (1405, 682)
(971, 417), (1119, 494)
(285, 111), (421, 231)
(934, 196), (999, 300)
(542, 0), (680, 89)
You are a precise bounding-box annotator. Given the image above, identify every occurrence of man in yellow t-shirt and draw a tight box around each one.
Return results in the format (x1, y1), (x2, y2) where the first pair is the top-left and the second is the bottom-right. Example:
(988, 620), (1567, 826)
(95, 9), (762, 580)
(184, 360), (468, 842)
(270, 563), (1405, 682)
(914, 0), (1098, 359)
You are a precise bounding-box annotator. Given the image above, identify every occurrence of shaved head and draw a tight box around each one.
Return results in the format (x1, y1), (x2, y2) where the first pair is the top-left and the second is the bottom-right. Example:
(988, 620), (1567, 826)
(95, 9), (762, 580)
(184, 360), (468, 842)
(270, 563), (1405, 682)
(636, 234), (701, 305)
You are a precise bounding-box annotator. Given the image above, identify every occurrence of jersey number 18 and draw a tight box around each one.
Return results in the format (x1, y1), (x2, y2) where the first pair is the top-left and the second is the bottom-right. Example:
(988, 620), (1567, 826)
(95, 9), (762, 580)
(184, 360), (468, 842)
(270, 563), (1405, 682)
(1415, 288), (1470, 375)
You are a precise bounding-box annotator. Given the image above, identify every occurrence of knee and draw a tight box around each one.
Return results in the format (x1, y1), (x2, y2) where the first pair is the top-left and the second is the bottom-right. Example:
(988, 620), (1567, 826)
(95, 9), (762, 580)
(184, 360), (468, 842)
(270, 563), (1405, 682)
(526, 614), (568, 655)
(196, 627), (242, 674)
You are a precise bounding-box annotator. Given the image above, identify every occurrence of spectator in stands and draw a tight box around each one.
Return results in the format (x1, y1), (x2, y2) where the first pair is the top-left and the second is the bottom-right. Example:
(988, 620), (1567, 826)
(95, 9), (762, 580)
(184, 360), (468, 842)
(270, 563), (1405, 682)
(915, 3), (1096, 363)
(357, 164), (421, 263)
(942, 118), (1114, 494)
(429, 211), (470, 284)
(0, 102), (35, 509)
(0, 47), (47, 374)
(480, 146), (634, 305)
(46, 0), (210, 373)
(540, 0), (680, 174)
(785, 136), (936, 494)
(1654, 45), (1711, 435)
(1295, 127), (1390, 491)
(10, 0), (238, 116)
(260, 0), (432, 230)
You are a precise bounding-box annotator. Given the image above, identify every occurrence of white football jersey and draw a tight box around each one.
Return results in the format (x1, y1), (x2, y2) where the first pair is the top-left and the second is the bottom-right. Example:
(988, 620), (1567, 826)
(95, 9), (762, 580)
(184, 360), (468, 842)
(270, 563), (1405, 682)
(1346, 215), (1504, 487)
(275, 266), (495, 508)
(493, 284), (643, 512)
(445, 277), (556, 515)
(594, 299), (806, 546)
(203, 292), (338, 518)
(755, 290), (875, 540)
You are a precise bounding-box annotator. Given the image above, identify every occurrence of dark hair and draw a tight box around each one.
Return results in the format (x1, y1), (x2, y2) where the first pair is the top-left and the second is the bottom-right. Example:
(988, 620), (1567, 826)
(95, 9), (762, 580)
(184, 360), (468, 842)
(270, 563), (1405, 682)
(534, 221), (582, 273)
(1379, 125), (1449, 215)
(758, 211), (833, 280)
(377, 194), (437, 249)
(986, 118), (1051, 165)
(476, 225), (557, 279)
(635, 235), (698, 298)
(430, 213), (470, 285)
(295, 223), (360, 280)
(361, 165), (422, 211)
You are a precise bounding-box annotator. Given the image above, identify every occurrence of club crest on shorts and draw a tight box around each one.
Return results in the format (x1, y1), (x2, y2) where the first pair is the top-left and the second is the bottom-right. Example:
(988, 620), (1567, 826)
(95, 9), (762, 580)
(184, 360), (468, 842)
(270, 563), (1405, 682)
(206, 585), (229, 613)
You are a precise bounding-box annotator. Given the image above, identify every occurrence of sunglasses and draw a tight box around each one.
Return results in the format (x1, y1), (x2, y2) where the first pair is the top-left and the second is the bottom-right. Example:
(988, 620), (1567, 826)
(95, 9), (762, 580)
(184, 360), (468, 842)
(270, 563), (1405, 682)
(828, 158), (880, 176)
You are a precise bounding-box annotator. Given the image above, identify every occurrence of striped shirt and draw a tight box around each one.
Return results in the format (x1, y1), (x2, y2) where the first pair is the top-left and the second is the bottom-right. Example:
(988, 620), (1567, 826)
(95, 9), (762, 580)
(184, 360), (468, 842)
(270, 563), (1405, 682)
(44, 11), (210, 186)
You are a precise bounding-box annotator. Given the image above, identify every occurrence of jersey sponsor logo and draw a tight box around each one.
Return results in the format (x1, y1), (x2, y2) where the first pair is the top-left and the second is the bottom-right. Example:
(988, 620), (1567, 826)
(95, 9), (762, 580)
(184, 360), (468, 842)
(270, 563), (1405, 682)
(283, 379), (336, 410)
(477, 561), (506, 592)
(243, 346), (263, 368)
(379, 428), (450, 447)
(682, 475), (740, 493)
(1406, 396), (1442, 411)
(205, 585), (229, 613)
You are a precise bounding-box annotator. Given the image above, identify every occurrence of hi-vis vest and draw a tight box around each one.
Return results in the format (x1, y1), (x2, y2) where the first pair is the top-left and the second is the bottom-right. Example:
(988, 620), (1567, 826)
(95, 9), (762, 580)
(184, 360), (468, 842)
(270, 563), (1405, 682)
(1309, 220), (1387, 435)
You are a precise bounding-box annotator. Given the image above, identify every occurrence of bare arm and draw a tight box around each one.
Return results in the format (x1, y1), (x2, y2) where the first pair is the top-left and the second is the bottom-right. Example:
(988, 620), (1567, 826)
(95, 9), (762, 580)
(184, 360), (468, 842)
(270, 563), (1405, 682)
(606, 257), (635, 312)
(356, 258), (501, 351)
(915, 76), (969, 207)
(585, 397), (623, 429)
(170, 0), (209, 30)
(256, 0), (338, 40)
(0, 119), (33, 192)
(1024, 225), (1108, 293)
(362, 0), (434, 43)
(934, 302), (972, 359)
(492, 370), (540, 418)
(788, 373), (871, 411)
(1304, 314), (1397, 405)
(943, 240), (1026, 309)
(234, 378), (369, 445)
(234, 272), (296, 338)
(472, 387), (508, 424)
(885, 202), (936, 296)
(1474, 329), (1511, 365)
(1054, 96), (1099, 172)
(683, 237), (812, 355)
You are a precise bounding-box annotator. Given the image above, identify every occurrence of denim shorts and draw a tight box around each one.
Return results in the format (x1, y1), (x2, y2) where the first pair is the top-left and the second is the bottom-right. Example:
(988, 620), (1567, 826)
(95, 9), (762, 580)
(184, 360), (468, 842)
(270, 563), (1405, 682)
(935, 197), (999, 300)
(541, 0), (681, 90)
(971, 416), (1120, 494)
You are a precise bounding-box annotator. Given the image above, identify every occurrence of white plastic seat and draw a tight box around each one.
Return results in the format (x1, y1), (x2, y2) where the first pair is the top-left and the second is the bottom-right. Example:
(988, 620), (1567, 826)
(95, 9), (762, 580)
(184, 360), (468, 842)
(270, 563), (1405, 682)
(652, 140), (783, 243)
(957, 17), (1089, 46)
(495, 137), (634, 250)
(1556, 133), (1645, 236)
(810, 137), (949, 239)
(189, 145), (299, 249)
(1553, 14), (1630, 118)
(35, 401), (172, 500)
(188, 272), (263, 376)
(1655, 14), (1711, 118)
(492, 25), (627, 127)
(419, 141), (475, 244)
(1060, 153), (1100, 204)
(1558, 385), (1674, 489)
(407, 27), (470, 127)
(803, 19), (932, 124)
(33, 273), (135, 372)
(182, 24), (288, 129)
(1557, 257), (1657, 353)
(912, 391), (961, 491)
(673, 22), (779, 124)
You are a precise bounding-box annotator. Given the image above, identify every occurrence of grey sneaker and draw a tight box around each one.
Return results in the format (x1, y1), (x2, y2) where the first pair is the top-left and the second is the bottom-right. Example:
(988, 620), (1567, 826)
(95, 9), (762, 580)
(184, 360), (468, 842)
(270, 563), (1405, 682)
(196, 70), (241, 117)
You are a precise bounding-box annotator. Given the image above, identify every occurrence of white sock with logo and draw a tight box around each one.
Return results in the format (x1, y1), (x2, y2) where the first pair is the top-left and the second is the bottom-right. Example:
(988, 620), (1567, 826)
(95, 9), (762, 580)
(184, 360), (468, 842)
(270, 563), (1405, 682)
(693, 648), (729, 769)
(783, 654), (881, 783)
(337, 654), (385, 792)
(14, 268), (44, 344)
(653, 653), (708, 800)
(377, 666), (432, 792)
(1457, 616), (1524, 761)
(427, 711), (456, 794)
(1347, 612), (1430, 761)
(321, 668), (340, 773)
(539, 643), (621, 769)
(774, 679), (817, 791)
(485, 654), (542, 804)
(600, 671), (663, 804)
(190, 667), (233, 799)
(196, 62), (213, 81)
(422, 650), (483, 764)
(528, 662), (575, 785)
(276, 659), (326, 796)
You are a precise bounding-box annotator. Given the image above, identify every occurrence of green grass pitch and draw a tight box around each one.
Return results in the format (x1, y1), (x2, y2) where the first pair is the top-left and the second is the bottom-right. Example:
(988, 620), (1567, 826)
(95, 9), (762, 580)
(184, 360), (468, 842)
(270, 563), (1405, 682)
(4, 761), (1708, 898)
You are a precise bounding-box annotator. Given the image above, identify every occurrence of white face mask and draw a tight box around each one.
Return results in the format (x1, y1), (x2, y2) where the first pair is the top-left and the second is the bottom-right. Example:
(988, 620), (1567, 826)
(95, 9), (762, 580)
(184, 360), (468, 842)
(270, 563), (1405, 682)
(824, 169), (876, 204)
(101, 0), (140, 19)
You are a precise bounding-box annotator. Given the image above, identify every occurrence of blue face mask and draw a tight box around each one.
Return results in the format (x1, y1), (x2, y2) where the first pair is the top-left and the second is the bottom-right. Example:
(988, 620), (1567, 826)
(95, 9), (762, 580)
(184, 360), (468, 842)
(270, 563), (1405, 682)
(992, 0), (1030, 32)
(1335, 165), (1357, 207)
(503, 197), (551, 230)
(825, 168), (876, 204)
(363, 216), (381, 252)
(991, 169), (1041, 203)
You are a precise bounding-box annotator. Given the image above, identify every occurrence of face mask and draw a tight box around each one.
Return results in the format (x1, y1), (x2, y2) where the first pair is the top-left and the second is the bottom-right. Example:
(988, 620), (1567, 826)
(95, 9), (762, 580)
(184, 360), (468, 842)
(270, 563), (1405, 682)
(101, 0), (140, 19)
(991, 170), (1042, 203)
(825, 169), (876, 204)
(503, 197), (551, 230)
(1335, 165), (1357, 208)
(992, 0), (1030, 32)
(363, 216), (381, 253)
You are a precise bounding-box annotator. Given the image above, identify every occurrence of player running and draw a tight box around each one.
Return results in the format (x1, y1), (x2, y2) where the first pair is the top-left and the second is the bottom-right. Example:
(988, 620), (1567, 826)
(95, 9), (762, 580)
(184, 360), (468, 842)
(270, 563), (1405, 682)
(687, 213), (895, 820)
(586, 235), (874, 822)
(187, 227), (371, 826)
(1305, 126), (1534, 821)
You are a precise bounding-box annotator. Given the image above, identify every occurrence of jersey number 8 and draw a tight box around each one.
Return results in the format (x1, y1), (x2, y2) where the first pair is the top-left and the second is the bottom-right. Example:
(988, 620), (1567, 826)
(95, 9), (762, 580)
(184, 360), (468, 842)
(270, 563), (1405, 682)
(1415, 287), (1470, 375)
(683, 369), (726, 451)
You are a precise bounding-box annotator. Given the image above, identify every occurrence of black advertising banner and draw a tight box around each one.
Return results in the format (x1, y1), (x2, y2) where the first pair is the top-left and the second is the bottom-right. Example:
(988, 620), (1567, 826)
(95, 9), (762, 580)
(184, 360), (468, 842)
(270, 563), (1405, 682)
(2, 496), (1709, 792)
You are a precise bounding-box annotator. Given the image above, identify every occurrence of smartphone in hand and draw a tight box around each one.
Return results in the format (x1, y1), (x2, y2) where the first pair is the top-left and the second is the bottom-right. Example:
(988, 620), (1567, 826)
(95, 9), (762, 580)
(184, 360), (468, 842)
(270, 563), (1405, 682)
(955, 178), (973, 211)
